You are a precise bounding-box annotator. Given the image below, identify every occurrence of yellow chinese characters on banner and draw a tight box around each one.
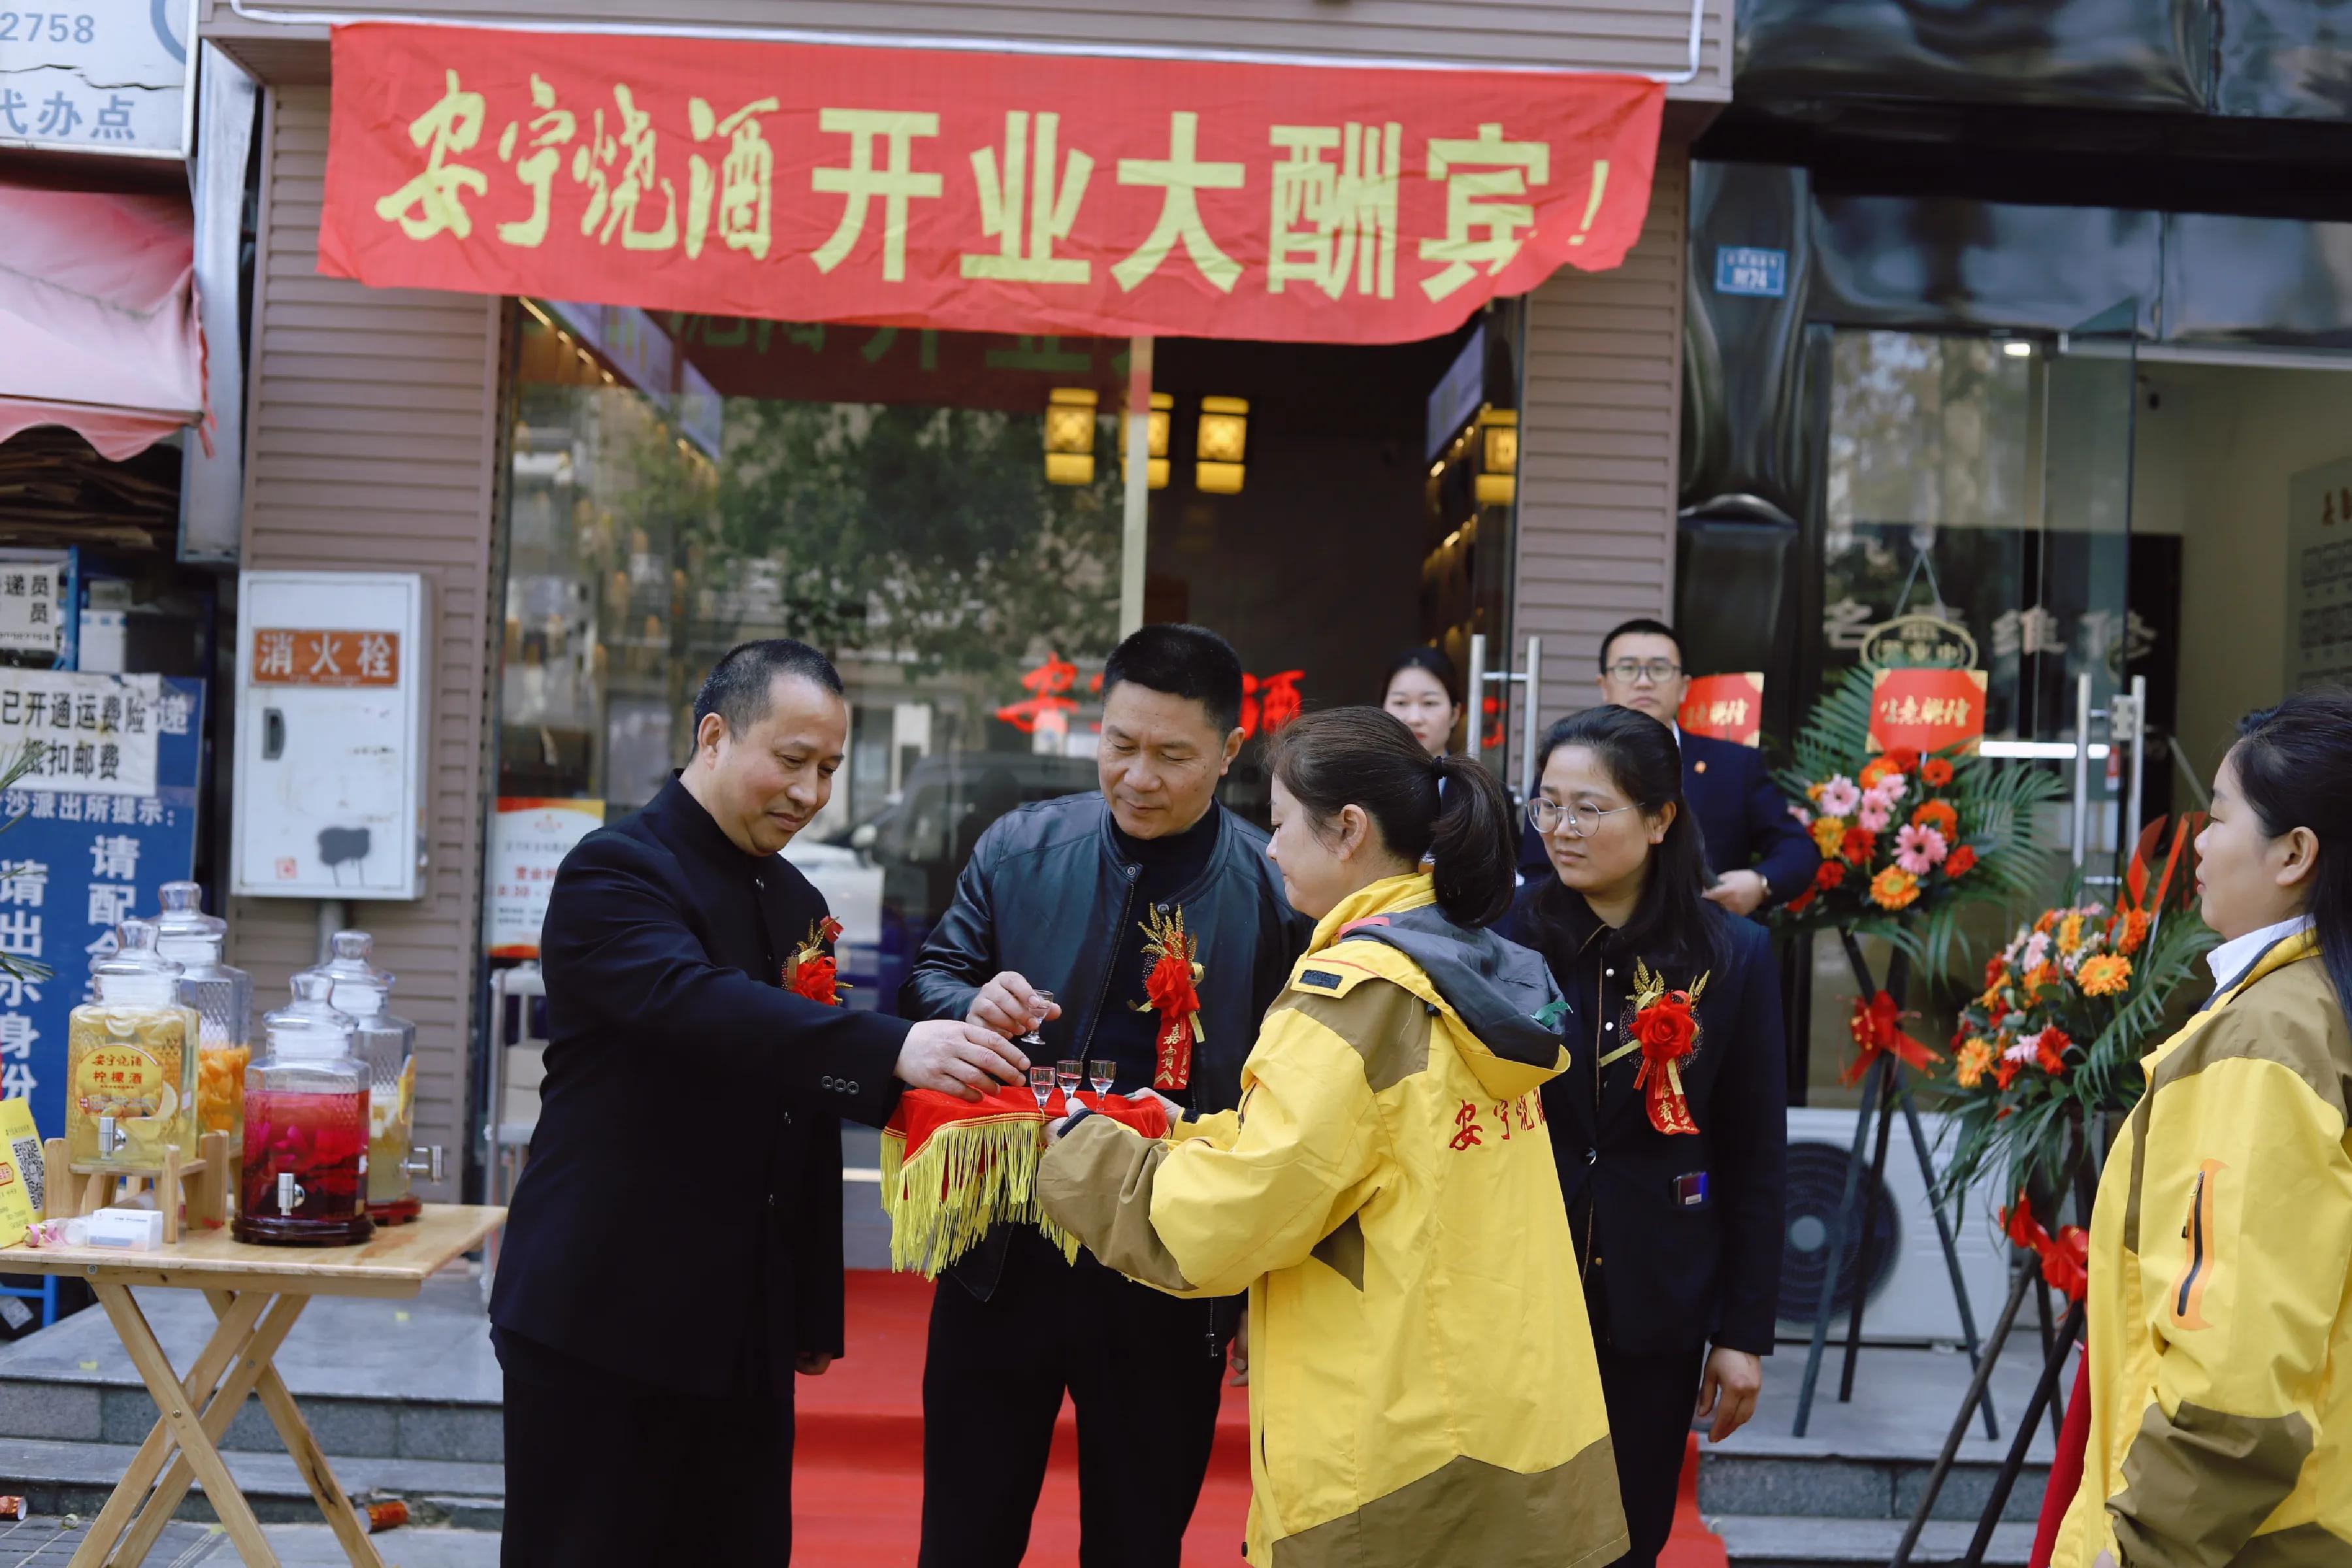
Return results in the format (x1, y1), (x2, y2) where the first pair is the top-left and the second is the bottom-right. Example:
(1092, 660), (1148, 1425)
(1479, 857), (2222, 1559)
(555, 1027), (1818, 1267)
(323, 25), (1665, 346)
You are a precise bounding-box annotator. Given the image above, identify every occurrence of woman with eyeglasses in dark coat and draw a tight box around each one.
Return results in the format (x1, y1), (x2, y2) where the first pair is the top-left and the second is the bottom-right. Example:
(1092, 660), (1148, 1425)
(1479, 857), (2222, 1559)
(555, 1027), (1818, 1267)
(1503, 704), (1788, 1568)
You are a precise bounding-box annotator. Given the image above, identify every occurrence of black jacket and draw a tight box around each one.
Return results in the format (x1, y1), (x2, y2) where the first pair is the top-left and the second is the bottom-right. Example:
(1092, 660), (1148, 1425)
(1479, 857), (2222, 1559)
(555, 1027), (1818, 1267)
(489, 777), (909, 1397)
(1503, 885), (1787, 1357)
(902, 791), (1311, 1298)
(1519, 727), (1820, 910)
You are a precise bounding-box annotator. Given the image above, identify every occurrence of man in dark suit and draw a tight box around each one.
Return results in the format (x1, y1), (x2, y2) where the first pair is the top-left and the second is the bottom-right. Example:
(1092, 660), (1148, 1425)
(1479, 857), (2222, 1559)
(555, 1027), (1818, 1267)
(489, 638), (1027, 1568)
(1520, 617), (1820, 911)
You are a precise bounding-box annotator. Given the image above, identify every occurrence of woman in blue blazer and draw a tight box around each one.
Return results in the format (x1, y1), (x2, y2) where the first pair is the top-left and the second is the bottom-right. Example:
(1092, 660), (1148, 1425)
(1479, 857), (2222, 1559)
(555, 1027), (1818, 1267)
(1505, 704), (1788, 1568)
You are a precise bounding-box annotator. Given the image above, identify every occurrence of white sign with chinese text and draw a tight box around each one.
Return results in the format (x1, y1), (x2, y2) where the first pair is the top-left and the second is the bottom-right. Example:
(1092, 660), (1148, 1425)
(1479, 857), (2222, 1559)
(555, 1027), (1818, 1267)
(0, 0), (195, 159)
(2287, 456), (2352, 691)
(0, 671), (164, 795)
(485, 798), (603, 958)
(0, 561), (64, 654)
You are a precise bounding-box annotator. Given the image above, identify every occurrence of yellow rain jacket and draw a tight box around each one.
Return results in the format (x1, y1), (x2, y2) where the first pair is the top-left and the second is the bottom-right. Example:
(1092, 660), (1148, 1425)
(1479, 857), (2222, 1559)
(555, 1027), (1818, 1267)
(2053, 930), (2352, 1568)
(1039, 873), (1626, 1568)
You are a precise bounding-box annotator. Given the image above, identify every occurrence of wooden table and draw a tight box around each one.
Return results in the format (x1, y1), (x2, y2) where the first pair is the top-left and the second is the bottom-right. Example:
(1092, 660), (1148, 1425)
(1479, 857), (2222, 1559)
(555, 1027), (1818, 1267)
(2, 1203), (506, 1567)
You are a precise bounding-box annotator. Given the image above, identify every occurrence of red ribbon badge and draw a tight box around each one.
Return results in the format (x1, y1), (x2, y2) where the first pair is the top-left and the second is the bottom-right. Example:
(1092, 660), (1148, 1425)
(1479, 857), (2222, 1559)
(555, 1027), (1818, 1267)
(1627, 960), (1709, 1136)
(2001, 1195), (2089, 1302)
(1844, 990), (1942, 1086)
(1136, 908), (1203, 1092)
(787, 916), (847, 1007)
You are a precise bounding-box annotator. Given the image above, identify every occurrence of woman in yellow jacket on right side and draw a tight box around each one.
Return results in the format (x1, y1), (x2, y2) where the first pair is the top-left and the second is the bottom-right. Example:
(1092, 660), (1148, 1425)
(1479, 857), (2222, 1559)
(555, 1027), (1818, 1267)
(2053, 686), (2352, 1568)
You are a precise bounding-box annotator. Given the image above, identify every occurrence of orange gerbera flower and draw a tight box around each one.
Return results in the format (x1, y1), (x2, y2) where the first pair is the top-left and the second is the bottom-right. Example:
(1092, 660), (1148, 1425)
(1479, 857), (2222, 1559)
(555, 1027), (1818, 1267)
(2113, 908), (2151, 956)
(1912, 800), (1959, 838)
(1870, 866), (1920, 910)
(1859, 757), (1897, 789)
(1811, 817), (1849, 858)
(1921, 757), (1955, 787)
(1955, 1038), (1995, 1089)
(1944, 844), (1978, 877)
(2078, 953), (2133, 997)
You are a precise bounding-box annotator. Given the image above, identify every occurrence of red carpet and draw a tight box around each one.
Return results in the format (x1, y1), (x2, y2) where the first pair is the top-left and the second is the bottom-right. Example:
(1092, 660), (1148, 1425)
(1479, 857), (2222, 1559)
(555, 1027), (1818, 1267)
(795, 1271), (1727, 1568)
(793, 1271), (1250, 1565)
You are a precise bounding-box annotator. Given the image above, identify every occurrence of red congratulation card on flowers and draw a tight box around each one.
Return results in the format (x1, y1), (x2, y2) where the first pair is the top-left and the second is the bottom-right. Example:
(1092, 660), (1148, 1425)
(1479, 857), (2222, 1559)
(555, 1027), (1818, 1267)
(1867, 668), (1989, 757)
(1678, 673), (1764, 747)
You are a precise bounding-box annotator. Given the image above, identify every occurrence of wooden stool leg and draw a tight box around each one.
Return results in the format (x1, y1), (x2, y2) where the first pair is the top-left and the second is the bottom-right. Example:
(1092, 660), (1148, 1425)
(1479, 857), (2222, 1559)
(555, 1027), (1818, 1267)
(251, 1360), (386, 1567)
(110, 1292), (308, 1568)
(159, 1151), (181, 1245)
(68, 1290), (271, 1568)
(40, 1137), (65, 1221)
(87, 1284), (279, 1568)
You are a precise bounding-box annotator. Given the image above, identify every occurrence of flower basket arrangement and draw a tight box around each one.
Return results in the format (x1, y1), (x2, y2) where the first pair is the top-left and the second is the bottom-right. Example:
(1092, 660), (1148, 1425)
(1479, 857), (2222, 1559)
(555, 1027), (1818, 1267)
(1933, 815), (2215, 1207)
(1772, 668), (2061, 981)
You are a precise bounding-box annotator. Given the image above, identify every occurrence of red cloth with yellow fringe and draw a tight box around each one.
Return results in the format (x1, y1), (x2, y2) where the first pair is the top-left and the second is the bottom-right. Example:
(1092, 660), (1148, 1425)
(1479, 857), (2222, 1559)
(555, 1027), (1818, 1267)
(878, 1086), (1171, 1277)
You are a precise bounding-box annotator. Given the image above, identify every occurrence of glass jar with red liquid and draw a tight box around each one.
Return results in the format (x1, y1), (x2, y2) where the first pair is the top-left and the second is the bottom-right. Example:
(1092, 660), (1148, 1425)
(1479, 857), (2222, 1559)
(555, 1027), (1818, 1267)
(233, 973), (374, 1247)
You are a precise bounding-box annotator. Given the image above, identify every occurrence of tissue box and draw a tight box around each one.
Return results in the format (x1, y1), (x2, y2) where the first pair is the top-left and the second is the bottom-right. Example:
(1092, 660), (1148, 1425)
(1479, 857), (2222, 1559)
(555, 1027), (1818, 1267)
(86, 1208), (167, 1252)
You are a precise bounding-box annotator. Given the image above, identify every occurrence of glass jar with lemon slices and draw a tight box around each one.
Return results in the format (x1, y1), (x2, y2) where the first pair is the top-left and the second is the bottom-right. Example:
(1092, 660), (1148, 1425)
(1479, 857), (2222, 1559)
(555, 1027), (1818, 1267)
(67, 919), (201, 1171)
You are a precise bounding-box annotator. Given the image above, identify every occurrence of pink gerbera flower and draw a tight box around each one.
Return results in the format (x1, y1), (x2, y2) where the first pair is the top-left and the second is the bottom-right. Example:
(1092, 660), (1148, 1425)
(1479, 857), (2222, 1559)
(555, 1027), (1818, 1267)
(1789, 803), (1814, 826)
(1894, 824), (1948, 876)
(1818, 776), (1861, 817)
(1865, 773), (1908, 808)
(1857, 800), (1892, 834)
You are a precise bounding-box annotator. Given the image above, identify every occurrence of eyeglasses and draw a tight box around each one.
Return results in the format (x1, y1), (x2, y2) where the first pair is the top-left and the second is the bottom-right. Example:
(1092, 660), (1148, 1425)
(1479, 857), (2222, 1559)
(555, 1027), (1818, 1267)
(1605, 659), (1682, 685)
(1526, 798), (1640, 838)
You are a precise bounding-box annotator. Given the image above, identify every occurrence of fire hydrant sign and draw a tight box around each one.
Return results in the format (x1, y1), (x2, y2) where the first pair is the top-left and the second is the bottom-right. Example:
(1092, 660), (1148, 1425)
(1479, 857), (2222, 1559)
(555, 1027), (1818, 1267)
(250, 629), (402, 688)
(486, 798), (604, 958)
(0, 672), (166, 796)
(320, 24), (1663, 346)
(1867, 668), (1989, 757)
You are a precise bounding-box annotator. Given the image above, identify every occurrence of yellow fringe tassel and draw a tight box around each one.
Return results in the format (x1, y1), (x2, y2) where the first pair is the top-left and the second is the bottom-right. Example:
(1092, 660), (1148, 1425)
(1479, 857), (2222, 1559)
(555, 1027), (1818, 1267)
(879, 1118), (1080, 1278)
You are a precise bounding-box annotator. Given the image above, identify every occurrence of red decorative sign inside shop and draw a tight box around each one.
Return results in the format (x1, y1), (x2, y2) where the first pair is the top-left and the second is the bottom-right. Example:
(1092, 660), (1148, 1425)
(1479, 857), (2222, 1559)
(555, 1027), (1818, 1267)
(1676, 673), (1763, 747)
(320, 25), (1663, 346)
(1867, 668), (1989, 757)
(997, 655), (1305, 740)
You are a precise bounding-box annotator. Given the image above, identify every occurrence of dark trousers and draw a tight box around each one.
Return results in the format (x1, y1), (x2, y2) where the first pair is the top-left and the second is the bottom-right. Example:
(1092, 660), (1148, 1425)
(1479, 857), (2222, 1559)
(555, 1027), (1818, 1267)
(1587, 1275), (1707, 1568)
(496, 1327), (794, 1567)
(918, 1228), (1229, 1568)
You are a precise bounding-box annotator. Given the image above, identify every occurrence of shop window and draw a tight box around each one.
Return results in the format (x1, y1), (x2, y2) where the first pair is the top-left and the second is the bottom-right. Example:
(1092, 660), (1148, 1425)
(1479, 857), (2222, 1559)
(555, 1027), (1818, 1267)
(495, 303), (1510, 1010)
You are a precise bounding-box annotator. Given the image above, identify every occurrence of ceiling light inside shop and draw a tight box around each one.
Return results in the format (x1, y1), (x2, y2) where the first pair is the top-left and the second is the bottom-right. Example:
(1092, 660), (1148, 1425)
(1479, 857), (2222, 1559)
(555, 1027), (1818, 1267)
(1121, 391), (1174, 490)
(1475, 407), (1519, 506)
(1045, 387), (1098, 485)
(1196, 396), (1249, 495)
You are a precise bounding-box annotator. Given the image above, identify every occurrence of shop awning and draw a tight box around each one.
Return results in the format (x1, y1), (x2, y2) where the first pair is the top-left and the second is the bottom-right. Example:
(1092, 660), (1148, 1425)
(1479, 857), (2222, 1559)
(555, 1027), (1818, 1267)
(0, 184), (208, 463)
(319, 24), (1664, 346)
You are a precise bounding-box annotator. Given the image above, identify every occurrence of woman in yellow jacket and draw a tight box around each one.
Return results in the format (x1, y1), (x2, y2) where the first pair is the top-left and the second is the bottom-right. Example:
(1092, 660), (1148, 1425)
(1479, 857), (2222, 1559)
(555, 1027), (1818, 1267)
(1039, 706), (1625, 1568)
(2053, 686), (2352, 1568)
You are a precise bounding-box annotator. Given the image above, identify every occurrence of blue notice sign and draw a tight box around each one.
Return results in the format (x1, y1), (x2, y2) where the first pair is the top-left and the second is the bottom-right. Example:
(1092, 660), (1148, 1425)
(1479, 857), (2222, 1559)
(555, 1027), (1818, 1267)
(1714, 246), (1788, 299)
(0, 677), (204, 1145)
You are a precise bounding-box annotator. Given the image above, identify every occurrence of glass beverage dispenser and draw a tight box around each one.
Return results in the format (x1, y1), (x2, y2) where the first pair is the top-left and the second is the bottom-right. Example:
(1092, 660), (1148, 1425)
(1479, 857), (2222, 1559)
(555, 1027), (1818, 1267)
(152, 882), (252, 1178)
(67, 920), (201, 1170)
(234, 973), (374, 1246)
(310, 930), (424, 1225)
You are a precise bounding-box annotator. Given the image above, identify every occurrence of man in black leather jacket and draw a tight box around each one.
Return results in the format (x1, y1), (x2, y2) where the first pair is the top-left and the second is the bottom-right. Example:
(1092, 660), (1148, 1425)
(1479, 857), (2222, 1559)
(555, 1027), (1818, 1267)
(903, 624), (1310, 1568)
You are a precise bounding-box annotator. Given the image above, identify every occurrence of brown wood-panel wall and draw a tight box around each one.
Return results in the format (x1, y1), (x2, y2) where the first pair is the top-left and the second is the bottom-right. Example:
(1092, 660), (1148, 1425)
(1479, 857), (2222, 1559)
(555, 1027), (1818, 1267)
(1509, 142), (1687, 753)
(224, 84), (504, 1202)
(202, 0), (1730, 96)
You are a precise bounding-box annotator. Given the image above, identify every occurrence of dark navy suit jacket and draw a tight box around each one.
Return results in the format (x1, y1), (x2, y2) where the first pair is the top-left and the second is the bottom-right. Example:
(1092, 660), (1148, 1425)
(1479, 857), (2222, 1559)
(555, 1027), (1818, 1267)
(1521, 725), (1821, 909)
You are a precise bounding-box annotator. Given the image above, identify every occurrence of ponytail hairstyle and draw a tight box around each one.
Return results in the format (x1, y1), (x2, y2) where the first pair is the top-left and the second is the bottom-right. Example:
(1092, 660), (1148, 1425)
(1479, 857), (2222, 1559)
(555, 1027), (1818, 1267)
(2227, 685), (2352, 1009)
(1266, 706), (1518, 928)
(1526, 704), (1722, 971)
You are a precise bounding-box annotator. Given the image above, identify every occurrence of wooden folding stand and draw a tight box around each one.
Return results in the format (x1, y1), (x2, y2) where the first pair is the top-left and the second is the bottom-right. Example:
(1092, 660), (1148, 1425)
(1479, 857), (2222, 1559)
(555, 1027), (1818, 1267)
(4, 1203), (505, 1567)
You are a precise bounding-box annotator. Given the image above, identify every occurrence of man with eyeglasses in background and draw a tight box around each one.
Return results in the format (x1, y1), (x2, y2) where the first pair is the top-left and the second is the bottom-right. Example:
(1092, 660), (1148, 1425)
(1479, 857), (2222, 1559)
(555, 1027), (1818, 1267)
(1519, 617), (1819, 917)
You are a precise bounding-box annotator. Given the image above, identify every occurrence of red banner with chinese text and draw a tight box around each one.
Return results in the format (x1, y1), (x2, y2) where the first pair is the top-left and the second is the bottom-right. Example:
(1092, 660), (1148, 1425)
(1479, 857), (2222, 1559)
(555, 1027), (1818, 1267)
(320, 25), (1663, 346)
(1677, 673), (1763, 747)
(1867, 668), (1989, 757)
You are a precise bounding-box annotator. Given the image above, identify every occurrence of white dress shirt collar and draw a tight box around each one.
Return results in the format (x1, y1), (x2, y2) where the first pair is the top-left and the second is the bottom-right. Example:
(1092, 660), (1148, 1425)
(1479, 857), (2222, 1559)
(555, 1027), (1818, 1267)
(2205, 913), (2315, 996)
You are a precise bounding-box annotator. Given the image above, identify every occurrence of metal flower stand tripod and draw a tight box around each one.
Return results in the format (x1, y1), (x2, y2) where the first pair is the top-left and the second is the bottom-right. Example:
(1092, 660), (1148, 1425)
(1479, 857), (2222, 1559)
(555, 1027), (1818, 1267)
(1889, 1135), (2097, 1568)
(1791, 932), (1999, 1441)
